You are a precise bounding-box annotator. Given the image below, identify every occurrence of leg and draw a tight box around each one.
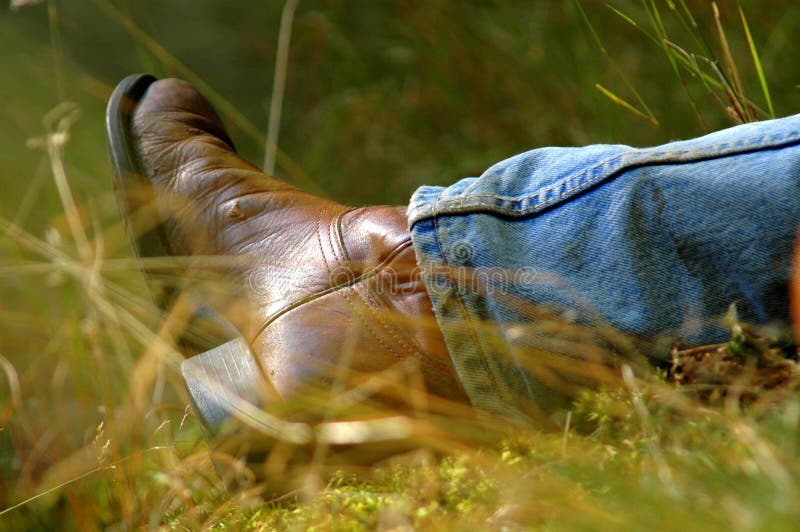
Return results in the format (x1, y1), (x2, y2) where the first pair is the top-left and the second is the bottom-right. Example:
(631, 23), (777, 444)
(409, 117), (800, 419)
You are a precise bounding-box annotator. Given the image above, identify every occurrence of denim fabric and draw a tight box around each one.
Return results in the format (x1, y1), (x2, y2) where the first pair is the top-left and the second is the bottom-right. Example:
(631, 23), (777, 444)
(408, 115), (800, 422)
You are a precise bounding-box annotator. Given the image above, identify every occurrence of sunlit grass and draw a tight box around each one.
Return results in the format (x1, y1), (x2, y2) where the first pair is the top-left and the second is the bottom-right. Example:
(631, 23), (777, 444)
(2, 1), (800, 530)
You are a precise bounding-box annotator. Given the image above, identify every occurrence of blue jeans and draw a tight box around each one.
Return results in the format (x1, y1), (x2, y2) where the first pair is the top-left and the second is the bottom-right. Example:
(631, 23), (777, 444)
(408, 115), (800, 423)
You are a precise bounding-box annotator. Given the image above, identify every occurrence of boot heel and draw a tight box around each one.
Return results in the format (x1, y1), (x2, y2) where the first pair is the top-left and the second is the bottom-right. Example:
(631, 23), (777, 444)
(181, 336), (266, 434)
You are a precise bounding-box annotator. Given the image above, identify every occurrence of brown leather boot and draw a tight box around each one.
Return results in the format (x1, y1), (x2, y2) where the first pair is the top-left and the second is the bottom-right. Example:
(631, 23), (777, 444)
(109, 75), (469, 412)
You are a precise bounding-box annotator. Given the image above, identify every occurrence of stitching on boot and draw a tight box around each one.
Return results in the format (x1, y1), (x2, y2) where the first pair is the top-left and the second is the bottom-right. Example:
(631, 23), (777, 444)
(330, 210), (458, 386)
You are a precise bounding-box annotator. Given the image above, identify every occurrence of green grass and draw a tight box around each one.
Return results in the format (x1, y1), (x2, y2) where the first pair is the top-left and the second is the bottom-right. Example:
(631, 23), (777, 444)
(2, 1), (800, 530)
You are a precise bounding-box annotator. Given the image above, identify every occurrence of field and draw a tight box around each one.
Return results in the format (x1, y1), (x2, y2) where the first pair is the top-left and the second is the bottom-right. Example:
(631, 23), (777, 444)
(2, 1), (800, 529)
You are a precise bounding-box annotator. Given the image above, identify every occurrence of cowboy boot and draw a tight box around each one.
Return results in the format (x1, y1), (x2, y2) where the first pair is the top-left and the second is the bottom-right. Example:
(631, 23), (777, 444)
(107, 75), (470, 427)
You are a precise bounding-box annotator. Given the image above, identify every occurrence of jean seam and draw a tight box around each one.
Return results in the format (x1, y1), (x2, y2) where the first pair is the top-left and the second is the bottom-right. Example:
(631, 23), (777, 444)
(410, 130), (800, 223)
(430, 212), (507, 409)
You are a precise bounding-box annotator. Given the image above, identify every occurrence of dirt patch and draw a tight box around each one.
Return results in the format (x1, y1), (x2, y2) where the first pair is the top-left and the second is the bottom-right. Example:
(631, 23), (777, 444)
(668, 321), (800, 406)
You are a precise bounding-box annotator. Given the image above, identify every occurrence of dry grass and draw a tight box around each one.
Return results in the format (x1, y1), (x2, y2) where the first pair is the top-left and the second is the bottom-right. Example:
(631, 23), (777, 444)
(2, 1), (800, 530)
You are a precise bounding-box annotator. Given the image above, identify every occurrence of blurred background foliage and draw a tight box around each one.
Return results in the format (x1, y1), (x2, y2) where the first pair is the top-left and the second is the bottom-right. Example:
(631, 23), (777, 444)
(3, 0), (798, 212)
(1, 0), (799, 528)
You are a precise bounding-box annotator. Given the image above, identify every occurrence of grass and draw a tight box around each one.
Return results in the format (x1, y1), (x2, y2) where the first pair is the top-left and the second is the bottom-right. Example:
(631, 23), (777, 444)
(2, 1), (800, 530)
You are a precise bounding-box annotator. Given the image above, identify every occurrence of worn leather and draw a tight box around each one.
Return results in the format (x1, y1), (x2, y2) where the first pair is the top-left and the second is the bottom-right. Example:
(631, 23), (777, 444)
(130, 79), (469, 405)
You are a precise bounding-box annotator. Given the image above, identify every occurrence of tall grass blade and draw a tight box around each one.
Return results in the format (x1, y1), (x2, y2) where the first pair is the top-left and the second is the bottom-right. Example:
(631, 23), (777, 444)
(641, 0), (680, 78)
(739, 6), (774, 118)
(675, 0), (698, 28)
(575, 0), (606, 54)
(576, 0), (659, 126)
(595, 83), (659, 126)
(0, 448), (170, 518)
(664, 43), (727, 122)
(668, 0), (713, 57)
(605, 4), (659, 46)
(712, 2), (751, 121)
(663, 41), (722, 90)
(0, 466), (110, 517)
(264, 0), (300, 175)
